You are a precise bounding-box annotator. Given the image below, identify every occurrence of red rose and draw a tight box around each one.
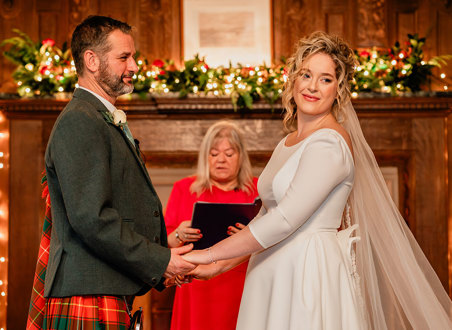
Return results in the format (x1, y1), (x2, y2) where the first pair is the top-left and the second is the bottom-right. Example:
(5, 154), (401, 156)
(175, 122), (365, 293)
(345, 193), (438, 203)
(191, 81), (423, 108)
(359, 50), (370, 57)
(42, 39), (55, 47)
(39, 65), (49, 75)
(152, 59), (164, 68)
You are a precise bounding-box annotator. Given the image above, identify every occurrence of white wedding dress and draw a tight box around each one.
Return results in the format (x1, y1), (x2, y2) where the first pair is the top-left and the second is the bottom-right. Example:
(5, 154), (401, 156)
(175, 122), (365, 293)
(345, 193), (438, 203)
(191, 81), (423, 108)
(237, 129), (367, 330)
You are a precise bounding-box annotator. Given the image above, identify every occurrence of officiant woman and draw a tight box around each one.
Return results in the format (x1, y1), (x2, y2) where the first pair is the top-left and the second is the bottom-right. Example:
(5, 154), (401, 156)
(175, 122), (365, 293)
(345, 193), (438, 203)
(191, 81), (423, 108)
(165, 120), (258, 330)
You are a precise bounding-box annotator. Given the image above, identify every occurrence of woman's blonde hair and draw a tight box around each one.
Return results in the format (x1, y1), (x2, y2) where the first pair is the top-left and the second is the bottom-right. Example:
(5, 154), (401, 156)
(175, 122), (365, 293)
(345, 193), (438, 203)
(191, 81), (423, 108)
(282, 31), (357, 130)
(190, 121), (255, 195)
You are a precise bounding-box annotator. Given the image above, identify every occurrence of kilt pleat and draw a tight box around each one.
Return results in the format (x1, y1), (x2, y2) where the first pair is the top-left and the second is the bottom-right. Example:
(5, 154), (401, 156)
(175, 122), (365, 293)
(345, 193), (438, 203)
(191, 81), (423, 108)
(42, 296), (130, 330)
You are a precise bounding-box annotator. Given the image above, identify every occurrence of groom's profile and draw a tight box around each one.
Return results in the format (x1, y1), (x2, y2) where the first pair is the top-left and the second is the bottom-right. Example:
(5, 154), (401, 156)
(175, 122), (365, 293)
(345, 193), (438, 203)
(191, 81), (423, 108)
(41, 15), (194, 327)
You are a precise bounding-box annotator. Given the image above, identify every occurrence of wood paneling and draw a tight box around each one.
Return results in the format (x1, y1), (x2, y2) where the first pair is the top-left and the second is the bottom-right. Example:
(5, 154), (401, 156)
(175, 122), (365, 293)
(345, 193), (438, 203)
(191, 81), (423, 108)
(1, 97), (451, 329)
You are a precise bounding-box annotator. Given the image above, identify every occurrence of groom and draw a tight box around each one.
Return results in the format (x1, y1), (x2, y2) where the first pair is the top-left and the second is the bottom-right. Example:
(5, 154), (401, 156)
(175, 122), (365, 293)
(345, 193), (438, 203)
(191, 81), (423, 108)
(43, 15), (194, 326)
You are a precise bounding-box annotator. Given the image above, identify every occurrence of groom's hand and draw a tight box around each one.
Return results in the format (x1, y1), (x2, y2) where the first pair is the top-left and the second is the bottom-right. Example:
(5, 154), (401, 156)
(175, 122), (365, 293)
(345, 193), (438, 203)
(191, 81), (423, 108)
(163, 244), (195, 279)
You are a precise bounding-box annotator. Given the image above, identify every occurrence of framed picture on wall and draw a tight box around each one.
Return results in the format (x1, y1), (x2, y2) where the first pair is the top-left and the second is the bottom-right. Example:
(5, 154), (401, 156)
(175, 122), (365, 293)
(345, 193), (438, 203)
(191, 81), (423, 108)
(183, 0), (272, 67)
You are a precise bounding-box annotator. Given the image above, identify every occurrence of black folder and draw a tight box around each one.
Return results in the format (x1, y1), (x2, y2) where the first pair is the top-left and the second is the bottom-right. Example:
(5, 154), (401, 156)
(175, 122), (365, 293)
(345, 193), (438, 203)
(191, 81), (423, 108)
(191, 198), (262, 250)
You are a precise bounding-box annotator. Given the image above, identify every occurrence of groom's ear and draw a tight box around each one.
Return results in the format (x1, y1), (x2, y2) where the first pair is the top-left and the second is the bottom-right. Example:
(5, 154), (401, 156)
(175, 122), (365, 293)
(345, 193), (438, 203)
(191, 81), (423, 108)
(83, 49), (100, 74)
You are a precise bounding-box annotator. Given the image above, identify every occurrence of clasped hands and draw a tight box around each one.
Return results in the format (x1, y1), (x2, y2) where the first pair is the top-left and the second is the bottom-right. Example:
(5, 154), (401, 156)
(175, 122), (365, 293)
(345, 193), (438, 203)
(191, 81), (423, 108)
(163, 244), (224, 287)
(164, 221), (245, 287)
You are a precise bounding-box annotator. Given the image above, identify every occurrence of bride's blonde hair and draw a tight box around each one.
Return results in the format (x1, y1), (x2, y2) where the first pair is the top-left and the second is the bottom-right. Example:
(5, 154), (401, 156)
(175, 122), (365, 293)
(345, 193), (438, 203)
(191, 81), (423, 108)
(282, 31), (357, 131)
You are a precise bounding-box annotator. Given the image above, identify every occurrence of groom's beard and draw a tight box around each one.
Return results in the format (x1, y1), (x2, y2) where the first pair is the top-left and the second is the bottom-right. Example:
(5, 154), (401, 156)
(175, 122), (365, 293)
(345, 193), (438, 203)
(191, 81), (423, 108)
(97, 59), (135, 98)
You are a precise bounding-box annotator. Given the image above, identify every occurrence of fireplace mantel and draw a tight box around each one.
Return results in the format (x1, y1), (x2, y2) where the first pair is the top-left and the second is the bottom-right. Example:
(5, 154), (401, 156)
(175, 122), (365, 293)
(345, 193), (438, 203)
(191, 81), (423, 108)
(0, 96), (451, 329)
(1, 96), (452, 118)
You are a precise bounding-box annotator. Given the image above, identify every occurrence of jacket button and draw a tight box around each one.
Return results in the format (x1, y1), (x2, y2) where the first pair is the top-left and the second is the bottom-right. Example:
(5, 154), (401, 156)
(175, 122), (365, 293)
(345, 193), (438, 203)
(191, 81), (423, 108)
(154, 236), (160, 243)
(153, 210), (160, 217)
(151, 278), (157, 285)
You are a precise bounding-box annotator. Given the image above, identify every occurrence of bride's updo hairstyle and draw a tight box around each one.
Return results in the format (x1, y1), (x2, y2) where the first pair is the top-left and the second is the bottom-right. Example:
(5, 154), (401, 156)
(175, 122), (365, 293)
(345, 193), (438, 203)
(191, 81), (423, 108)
(282, 31), (357, 130)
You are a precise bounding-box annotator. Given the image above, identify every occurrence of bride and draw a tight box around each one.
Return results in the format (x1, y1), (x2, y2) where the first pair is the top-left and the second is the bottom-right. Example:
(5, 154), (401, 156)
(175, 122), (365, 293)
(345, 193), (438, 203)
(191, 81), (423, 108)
(182, 31), (452, 329)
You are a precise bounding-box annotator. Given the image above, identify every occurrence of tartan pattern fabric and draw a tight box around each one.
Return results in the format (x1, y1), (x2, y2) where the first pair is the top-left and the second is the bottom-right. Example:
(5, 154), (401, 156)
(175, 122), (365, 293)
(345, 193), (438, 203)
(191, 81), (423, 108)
(27, 175), (52, 329)
(42, 296), (130, 329)
(26, 174), (131, 329)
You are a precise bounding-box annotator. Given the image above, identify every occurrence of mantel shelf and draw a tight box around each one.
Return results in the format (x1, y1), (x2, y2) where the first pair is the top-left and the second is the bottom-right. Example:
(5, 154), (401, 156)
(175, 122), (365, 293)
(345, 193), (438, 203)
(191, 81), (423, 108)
(0, 96), (451, 119)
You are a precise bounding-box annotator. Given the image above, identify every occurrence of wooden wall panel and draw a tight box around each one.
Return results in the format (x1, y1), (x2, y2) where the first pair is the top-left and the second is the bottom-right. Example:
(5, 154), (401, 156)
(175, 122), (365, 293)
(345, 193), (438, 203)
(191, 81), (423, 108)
(7, 120), (45, 330)
(137, 0), (181, 66)
(273, 0), (320, 62)
(1, 0), (452, 89)
(356, 0), (386, 47)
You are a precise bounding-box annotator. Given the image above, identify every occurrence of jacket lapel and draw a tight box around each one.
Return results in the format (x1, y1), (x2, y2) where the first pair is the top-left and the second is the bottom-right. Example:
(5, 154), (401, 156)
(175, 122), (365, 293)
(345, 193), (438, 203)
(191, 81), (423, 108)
(71, 89), (155, 190)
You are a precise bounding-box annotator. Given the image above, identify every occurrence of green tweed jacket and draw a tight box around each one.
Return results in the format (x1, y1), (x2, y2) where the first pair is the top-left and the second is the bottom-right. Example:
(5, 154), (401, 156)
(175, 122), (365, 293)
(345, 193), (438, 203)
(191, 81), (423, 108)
(44, 88), (171, 297)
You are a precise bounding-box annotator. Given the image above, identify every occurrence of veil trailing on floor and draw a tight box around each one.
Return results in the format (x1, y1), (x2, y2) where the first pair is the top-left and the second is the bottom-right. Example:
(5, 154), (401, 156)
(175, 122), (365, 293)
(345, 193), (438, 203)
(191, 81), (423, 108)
(342, 101), (452, 329)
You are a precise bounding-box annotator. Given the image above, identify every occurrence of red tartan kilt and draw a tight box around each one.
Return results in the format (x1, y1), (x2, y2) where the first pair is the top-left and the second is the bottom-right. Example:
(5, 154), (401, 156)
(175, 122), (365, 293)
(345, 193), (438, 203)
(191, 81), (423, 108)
(42, 295), (130, 330)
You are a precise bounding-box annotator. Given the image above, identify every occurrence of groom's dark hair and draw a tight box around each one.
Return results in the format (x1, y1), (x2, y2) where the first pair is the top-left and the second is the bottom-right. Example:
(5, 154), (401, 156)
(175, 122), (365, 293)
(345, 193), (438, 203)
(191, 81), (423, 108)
(71, 15), (132, 76)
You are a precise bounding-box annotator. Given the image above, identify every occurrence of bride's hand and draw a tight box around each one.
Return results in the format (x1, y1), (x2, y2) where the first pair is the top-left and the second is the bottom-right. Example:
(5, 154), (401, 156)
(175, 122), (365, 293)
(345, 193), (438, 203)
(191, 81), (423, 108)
(188, 263), (223, 280)
(182, 249), (212, 265)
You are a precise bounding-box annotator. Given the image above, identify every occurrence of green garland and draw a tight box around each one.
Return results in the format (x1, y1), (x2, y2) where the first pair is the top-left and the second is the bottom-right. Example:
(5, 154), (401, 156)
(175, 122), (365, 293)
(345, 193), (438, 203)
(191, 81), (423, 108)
(1, 30), (450, 109)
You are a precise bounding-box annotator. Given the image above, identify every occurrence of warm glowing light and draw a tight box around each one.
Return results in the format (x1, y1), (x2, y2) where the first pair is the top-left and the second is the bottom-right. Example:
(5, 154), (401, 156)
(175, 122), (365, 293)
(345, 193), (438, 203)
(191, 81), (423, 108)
(25, 63), (34, 71)
(421, 61), (425, 65)
(444, 86), (449, 91)
(132, 74), (137, 79)
(0, 257), (5, 262)
(164, 88), (169, 93)
(398, 53), (404, 59)
(25, 87), (31, 93)
(401, 70), (407, 75)
(146, 71), (151, 77)
(440, 73), (446, 79)
(36, 76), (42, 82)
(54, 55), (60, 61)
(391, 60), (397, 66)
(396, 84), (402, 89)
(75, 83), (79, 88)
(0, 280), (3, 285)
(137, 60), (143, 65)
(258, 77), (263, 83)
(0, 152), (3, 157)
(58, 87), (64, 92)
(363, 71), (369, 76)
(213, 90), (219, 95)
(193, 86), (198, 93)
(351, 92), (358, 98)
(0, 292), (5, 296)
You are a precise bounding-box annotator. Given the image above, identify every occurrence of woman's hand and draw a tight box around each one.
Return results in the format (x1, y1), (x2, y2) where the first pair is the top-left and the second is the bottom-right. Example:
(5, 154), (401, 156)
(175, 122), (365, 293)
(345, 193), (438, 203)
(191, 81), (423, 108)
(227, 222), (246, 235)
(169, 220), (202, 247)
(182, 249), (212, 265)
(189, 263), (223, 280)
(176, 220), (202, 243)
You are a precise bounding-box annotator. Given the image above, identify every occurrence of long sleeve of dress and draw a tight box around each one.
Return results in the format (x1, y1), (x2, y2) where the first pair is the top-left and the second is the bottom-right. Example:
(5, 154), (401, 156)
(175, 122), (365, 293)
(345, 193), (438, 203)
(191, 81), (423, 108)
(249, 133), (352, 249)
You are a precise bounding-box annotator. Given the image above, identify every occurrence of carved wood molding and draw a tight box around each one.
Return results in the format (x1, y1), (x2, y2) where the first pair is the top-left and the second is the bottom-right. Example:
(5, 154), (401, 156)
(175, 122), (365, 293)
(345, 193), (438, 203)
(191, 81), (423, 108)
(1, 97), (451, 119)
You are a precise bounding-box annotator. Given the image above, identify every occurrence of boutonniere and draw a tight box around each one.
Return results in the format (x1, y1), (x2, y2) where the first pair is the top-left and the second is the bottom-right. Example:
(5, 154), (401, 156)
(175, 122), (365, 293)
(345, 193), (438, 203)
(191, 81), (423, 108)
(101, 109), (127, 130)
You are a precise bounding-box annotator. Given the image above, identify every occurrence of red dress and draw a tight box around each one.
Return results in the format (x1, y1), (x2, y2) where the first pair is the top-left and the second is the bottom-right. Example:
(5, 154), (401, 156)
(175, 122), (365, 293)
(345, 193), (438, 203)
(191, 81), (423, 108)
(165, 176), (259, 330)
